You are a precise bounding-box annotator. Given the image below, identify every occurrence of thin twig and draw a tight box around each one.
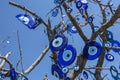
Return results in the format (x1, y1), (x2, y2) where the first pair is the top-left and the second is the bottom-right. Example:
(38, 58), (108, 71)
(0, 55), (13, 68)
(17, 30), (24, 74)
(0, 52), (11, 68)
(25, 46), (49, 74)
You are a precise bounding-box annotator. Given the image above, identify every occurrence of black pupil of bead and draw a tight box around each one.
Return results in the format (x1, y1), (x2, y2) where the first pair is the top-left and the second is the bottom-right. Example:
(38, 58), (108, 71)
(108, 55), (112, 58)
(67, 54), (70, 58)
(55, 41), (59, 44)
(92, 49), (94, 52)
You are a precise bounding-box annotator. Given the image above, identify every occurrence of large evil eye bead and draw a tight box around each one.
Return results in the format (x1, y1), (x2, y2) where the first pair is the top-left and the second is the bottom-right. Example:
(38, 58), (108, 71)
(49, 35), (68, 51)
(16, 14), (35, 29)
(58, 45), (76, 67)
(105, 54), (114, 62)
(107, 30), (113, 42)
(67, 23), (77, 33)
(83, 41), (102, 60)
(51, 64), (64, 79)
(76, 1), (82, 9)
(112, 40), (120, 53)
(110, 66), (118, 79)
(83, 71), (88, 79)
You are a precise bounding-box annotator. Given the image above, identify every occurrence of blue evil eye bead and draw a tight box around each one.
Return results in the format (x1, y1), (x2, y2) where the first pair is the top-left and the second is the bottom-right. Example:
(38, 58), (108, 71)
(88, 16), (94, 23)
(79, 8), (84, 14)
(83, 41), (102, 60)
(0, 72), (5, 79)
(105, 54), (114, 62)
(9, 68), (18, 80)
(76, 1), (82, 9)
(76, 17), (80, 21)
(54, 0), (65, 4)
(67, 23), (77, 33)
(54, 0), (59, 4)
(110, 66), (119, 79)
(80, 78), (84, 80)
(112, 40), (120, 53)
(81, 0), (88, 4)
(106, 30), (114, 42)
(49, 34), (68, 51)
(94, 26), (99, 31)
(74, 65), (79, 71)
(16, 14), (36, 29)
(96, 0), (101, 2)
(66, 7), (72, 13)
(58, 0), (65, 4)
(58, 45), (76, 67)
(51, 64), (64, 79)
(65, 77), (70, 80)
(52, 8), (59, 17)
(105, 42), (112, 47)
(35, 18), (42, 24)
(62, 67), (69, 74)
(83, 71), (88, 79)
(82, 4), (88, 10)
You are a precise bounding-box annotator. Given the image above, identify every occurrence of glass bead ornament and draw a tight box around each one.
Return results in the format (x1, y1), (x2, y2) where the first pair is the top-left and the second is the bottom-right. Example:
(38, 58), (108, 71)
(81, 78), (84, 80)
(112, 40), (120, 53)
(0, 72), (5, 79)
(9, 68), (18, 80)
(67, 23), (78, 33)
(82, 4), (88, 10)
(83, 41), (102, 60)
(110, 66), (120, 80)
(62, 67), (69, 74)
(49, 34), (68, 51)
(16, 14), (37, 29)
(66, 7), (72, 13)
(51, 64), (65, 79)
(105, 53), (114, 62)
(88, 16), (94, 23)
(58, 45), (77, 67)
(65, 77), (70, 80)
(74, 65), (79, 71)
(83, 71), (88, 79)
(52, 8), (59, 17)
(54, 0), (65, 4)
(81, 0), (88, 4)
(96, 0), (101, 2)
(94, 26), (99, 31)
(106, 30), (114, 43)
(76, 1), (82, 9)
(79, 8), (84, 14)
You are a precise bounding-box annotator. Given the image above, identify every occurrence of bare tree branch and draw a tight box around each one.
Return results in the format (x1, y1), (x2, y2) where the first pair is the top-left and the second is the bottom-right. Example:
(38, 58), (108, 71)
(91, 5), (120, 40)
(62, 2), (89, 43)
(0, 55), (13, 68)
(0, 52), (11, 68)
(9, 1), (50, 31)
(25, 46), (49, 74)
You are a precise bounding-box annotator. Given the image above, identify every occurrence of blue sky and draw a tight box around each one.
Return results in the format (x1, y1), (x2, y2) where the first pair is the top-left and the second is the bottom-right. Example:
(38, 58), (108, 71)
(0, 0), (120, 80)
